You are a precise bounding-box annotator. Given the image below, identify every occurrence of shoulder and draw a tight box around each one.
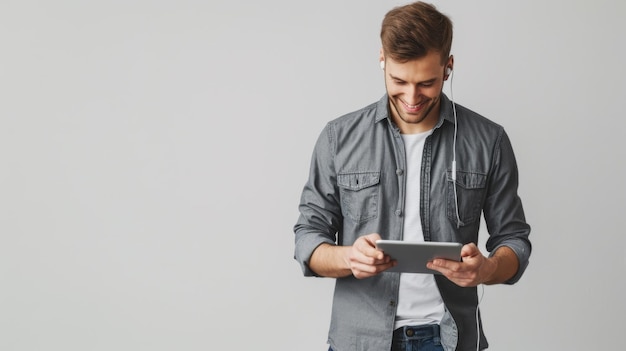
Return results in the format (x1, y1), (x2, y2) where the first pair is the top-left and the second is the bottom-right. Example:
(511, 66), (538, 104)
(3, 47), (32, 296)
(455, 103), (502, 129)
(327, 100), (380, 129)
(453, 103), (506, 141)
(321, 97), (389, 143)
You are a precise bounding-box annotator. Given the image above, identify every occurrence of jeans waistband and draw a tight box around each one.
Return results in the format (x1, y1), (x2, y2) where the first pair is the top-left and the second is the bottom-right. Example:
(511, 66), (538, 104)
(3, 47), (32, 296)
(393, 324), (440, 341)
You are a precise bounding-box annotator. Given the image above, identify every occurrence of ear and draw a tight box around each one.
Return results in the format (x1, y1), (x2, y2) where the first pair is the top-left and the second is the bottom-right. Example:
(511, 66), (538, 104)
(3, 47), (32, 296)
(379, 48), (385, 67)
(444, 55), (454, 80)
(447, 55), (454, 71)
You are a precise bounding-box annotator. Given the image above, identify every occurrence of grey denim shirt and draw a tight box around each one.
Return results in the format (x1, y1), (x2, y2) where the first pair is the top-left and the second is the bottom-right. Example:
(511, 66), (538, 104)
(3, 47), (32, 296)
(294, 94), (531, 351)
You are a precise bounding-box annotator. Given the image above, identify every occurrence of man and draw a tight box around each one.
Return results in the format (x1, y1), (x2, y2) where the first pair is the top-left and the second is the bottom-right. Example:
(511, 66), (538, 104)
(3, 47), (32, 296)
(293, 2), (531, 350)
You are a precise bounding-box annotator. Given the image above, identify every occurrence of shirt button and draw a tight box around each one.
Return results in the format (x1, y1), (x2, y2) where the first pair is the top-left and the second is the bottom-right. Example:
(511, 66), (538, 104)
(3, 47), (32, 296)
(389, 300), (396, 307)
(396, 169), (404, 176)
(395, 210), (402, 217)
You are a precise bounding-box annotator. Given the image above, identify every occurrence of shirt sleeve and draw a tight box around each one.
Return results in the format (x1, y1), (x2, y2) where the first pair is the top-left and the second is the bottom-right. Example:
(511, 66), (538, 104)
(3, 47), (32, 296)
(483, 129), (532, 284)
(293, 122), (343, 277)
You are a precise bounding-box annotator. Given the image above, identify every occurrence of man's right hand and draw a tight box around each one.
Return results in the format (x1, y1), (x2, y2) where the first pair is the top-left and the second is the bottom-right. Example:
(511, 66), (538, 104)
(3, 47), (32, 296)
(309, 233), (396, 279)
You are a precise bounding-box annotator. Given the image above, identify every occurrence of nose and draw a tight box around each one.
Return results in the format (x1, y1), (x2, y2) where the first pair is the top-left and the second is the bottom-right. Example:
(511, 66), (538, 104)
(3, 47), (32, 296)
(406, 85), (422, 104)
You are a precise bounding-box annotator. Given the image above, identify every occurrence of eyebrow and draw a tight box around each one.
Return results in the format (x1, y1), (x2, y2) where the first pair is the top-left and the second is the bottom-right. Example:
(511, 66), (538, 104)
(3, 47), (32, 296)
(389, 74), (437, 85)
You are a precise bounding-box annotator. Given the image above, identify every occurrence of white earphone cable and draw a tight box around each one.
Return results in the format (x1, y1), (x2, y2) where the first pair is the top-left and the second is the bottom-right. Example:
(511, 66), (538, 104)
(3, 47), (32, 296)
(476, 284), (485, 351)
(449, 65), (483, 351)
(449, 68), (462, 228)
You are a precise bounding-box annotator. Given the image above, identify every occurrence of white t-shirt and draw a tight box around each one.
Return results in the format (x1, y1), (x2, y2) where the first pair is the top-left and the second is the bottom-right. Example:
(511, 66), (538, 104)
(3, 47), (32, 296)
(395, 131), (445, 329)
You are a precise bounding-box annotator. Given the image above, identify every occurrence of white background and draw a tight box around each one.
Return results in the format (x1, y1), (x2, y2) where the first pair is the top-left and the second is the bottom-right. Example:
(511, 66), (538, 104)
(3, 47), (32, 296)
(1, 1), (625, 350)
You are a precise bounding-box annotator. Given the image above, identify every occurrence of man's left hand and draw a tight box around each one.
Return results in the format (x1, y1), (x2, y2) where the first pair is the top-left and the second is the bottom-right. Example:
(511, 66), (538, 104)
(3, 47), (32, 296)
(426, 243), (496, 287)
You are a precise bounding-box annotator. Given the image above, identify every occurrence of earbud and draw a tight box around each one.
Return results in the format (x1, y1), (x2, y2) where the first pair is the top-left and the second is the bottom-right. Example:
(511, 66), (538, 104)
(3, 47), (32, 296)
(380, 61), (385, 70)
(446, 67), (452, 75)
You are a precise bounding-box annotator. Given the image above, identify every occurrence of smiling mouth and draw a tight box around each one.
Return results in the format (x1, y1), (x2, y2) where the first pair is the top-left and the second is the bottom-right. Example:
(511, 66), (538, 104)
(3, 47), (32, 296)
(402, 100), (425, 112)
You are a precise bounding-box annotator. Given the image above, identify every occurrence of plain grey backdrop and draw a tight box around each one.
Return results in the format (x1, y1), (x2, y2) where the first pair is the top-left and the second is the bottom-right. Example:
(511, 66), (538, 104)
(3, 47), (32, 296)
(1, 0), (625, 350)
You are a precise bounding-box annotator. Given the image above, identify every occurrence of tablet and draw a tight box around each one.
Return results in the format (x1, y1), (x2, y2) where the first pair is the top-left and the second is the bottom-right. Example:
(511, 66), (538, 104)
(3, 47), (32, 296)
(375, 240), (463, 274)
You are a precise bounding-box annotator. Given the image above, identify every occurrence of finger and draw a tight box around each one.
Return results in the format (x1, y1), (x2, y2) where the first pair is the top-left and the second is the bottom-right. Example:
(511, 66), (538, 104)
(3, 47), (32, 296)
(351, 259), (395, 279)
(352, 249), (390, 267)
(367, 247), (386, 261)
(356, 235), (385, 260)
(429, 257), (463, 272)
(428, 258), (481, 287)
(349, 244), (383, 266)
(461, 242), (479, 258)
(360, 233), (382, 248)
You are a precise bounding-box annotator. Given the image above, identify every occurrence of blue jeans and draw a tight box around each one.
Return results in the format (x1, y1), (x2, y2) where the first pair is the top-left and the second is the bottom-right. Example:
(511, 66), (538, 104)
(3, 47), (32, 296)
(328, 324), (443, 351)
(391, 324), (444, 351)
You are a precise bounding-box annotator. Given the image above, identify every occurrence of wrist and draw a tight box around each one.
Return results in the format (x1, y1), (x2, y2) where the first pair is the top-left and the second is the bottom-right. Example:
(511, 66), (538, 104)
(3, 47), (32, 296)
(482, 246), (519, 285)
(481, 256), (500, 285)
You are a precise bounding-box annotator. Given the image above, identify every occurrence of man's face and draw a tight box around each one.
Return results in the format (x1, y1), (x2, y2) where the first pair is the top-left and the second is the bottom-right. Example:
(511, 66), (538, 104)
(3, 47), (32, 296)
(381, 51), (450, 134)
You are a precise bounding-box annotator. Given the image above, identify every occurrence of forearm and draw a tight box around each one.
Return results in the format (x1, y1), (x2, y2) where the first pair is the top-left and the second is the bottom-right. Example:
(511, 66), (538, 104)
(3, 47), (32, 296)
(482, 246), (520, 285)
(309, 243), (353, 278)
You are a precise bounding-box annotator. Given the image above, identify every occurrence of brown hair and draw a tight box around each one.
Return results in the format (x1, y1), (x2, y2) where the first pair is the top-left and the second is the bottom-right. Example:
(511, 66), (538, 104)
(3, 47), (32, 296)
(380, 1), (453, 64)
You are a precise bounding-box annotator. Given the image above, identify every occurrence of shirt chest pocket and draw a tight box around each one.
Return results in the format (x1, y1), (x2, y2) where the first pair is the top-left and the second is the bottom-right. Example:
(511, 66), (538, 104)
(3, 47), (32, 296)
(337, 171), (380, 223)
(446, 170), (487, 226)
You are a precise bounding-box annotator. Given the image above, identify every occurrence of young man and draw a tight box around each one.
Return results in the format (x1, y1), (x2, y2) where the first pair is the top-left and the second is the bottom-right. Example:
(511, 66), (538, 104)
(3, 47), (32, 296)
(293, 2), (531, 350)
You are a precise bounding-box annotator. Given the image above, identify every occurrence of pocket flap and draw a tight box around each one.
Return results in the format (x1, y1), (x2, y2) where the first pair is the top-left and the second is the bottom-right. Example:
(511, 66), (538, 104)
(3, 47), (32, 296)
(446, 170), (487, 189)
(337, 171), (380, 191)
